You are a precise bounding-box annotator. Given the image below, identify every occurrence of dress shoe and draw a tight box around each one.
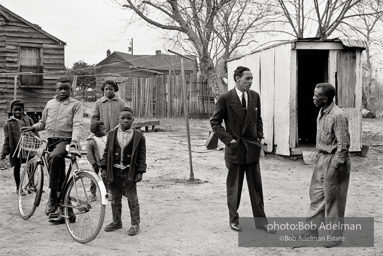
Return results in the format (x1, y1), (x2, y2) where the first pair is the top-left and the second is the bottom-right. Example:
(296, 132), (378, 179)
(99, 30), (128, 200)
(230, 223), (241, 232)
(46, 197), (58, 215)
(104, 222), (122, 232)
(256, 224), (277, 234)
(127, 224), (140, 236)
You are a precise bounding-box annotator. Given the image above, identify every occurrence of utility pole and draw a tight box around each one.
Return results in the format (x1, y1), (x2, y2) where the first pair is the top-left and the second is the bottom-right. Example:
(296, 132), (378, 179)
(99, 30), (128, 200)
(129, 38), (134, 55)
(168, 49), (195, 181)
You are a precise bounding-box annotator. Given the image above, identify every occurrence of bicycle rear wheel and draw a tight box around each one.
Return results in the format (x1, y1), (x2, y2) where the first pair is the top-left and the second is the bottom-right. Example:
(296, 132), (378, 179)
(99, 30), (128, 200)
(18, 160), (44, 220)
(63, 171), (106, 243)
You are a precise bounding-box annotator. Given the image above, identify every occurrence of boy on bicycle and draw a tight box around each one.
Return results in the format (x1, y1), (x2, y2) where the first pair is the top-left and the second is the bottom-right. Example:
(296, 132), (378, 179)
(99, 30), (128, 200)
(22, 77), (83, 215)
(100, 106), (146, 236)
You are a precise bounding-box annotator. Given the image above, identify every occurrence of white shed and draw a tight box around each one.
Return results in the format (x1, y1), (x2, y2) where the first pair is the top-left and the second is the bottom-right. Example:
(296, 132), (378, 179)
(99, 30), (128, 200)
(227, 39), (365, 156)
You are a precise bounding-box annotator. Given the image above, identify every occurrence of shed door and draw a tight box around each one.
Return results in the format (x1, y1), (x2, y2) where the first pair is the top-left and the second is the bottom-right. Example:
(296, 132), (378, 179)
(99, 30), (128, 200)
(336, 50), (362, 151)
(337, 50), (356, 107)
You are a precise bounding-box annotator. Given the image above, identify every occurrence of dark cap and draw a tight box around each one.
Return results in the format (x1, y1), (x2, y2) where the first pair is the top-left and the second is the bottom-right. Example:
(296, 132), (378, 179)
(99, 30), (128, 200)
(10, 99), (24, 110)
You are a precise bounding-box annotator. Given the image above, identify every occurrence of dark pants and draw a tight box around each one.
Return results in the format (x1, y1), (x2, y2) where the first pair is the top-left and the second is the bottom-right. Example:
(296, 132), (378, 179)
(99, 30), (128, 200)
(13, 161), (21, 190)
(109, 169), (140, 225)
(47, 139), (70, 190)
(226, 161), (268, 227)
(307, 153), (351, 236)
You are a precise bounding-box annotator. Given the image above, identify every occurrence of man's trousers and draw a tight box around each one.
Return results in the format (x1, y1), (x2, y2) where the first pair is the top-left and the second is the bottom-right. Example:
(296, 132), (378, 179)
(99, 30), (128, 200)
(307, 152), (351, 236)
(226, 161), (268, 227)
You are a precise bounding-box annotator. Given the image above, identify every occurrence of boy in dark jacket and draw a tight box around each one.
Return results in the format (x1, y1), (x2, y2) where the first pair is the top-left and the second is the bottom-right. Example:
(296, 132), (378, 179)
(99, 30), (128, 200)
(1, 100), (35, 193)
(100, 106), (146, 236)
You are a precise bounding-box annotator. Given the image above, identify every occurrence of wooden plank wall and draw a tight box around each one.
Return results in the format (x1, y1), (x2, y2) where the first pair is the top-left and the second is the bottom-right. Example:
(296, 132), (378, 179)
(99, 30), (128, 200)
(98, 73), (214, 118)
(260, 48), (275, 152)
(337, 50), (356, 108)
(273, 44), (291, 156)
(290, 49), (298, 148)
(0, 13), (64, 116)
(343, 108), (362, 151)
(354, 50), (363, 109)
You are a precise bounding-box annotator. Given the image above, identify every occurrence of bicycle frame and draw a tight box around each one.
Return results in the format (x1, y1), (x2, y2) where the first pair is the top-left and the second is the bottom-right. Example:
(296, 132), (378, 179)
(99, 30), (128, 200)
(37, 147), (107, 217)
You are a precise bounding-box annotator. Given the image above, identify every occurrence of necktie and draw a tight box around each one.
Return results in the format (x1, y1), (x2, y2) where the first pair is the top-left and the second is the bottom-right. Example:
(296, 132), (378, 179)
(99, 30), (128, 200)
(242, 92), (246, 111)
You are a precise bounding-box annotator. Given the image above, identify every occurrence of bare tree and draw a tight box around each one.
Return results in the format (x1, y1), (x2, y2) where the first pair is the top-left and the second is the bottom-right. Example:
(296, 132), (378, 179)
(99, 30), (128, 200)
(277, 0), (368, 39)
(213, 0), (276, 82)
(119, 0), (273, 93)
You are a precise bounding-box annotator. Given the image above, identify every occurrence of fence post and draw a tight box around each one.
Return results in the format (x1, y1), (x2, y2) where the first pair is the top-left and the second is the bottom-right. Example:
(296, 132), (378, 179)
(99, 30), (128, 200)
(168, 49), (195, 181)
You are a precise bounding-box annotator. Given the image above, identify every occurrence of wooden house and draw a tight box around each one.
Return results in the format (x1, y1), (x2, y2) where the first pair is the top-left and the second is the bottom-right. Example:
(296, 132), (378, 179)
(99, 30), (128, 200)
(95, 50), (214, 118)
(0, 4), (65, 124)
(227, 39), (366, 156)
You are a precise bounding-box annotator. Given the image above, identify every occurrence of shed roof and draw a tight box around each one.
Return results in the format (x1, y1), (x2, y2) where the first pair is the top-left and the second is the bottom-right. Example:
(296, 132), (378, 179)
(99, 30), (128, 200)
(228, 38), (366, 63)
(97, 51), (196, 72)
(0, 4), (66, 45)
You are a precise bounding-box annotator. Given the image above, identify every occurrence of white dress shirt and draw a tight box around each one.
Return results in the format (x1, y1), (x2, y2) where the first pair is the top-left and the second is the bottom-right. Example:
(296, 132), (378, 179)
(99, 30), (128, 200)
(235, 87), (248, 108)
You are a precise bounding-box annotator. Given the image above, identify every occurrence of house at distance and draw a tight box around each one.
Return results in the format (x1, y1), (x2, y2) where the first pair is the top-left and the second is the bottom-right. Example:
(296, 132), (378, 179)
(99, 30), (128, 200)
(95, 50), (212, 118)
(227, 39), (365, 156)
(0, 4), (65, 124)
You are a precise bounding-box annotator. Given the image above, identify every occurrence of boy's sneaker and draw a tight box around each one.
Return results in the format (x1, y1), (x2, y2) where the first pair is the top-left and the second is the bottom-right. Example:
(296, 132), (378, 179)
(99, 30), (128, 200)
(104, 222), (122, 232)
(127, 224), (140, 236)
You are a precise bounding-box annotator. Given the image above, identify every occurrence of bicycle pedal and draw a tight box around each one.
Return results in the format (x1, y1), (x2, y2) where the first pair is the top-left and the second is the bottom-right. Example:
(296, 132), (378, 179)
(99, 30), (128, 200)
(48, 212), (60, 219)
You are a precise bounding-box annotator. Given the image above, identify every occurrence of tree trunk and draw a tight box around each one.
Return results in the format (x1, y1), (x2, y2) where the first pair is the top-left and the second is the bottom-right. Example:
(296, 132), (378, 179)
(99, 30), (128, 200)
(199, 55), (224, 95)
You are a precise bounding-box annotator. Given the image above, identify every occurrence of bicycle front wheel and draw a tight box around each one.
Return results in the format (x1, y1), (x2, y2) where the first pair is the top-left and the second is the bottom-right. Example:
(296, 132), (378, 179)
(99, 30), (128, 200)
(18, 160), (44, 220)
(63, 171), (106, 243)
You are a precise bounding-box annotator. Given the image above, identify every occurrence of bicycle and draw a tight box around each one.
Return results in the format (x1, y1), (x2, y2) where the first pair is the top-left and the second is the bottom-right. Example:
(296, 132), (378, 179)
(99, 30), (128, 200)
(16, 131), (107, 243)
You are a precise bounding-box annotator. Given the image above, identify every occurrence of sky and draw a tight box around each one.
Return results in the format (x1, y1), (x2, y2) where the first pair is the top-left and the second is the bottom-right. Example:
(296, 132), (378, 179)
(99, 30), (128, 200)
(0, 0), (166, 68)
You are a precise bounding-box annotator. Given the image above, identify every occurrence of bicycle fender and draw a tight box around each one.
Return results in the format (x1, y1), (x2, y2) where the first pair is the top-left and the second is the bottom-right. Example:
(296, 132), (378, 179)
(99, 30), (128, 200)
(79, 170), (108, 206)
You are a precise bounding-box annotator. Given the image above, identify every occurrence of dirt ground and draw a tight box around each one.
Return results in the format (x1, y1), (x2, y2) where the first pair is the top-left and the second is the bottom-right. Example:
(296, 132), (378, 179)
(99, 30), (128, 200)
(0, 112), (382, 256)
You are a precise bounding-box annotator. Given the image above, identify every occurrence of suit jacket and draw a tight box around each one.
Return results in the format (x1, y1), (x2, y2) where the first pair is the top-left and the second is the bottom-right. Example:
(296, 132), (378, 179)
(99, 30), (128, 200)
(210, 89), (263, 164)
(100, 128), (146, 183)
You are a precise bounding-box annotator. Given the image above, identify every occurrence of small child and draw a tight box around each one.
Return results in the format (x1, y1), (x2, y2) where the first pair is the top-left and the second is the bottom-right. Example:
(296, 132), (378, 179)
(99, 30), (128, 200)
(100, 106), (146, 236)
(1, 100), (35, 194)
(86, 121), (107, 201)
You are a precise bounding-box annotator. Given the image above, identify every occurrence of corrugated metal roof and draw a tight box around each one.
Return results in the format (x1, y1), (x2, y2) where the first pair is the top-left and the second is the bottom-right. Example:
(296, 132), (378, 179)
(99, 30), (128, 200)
(97, 51), (196, 72)
(339, 39), (367, 49)
(228, 38), (366, 62)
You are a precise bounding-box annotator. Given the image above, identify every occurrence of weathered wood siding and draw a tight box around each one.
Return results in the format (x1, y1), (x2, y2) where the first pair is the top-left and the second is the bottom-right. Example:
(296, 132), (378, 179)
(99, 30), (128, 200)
(337, 50), (356, 108)
(95, 73), (213, 118)
(0, 12), (64, 117)
(290, 49), (298, 148)
(343, 108), (362, 151)
(274, 44), (291, 155)
(354, 50), (363, 109)
(260, 48), (275, 152)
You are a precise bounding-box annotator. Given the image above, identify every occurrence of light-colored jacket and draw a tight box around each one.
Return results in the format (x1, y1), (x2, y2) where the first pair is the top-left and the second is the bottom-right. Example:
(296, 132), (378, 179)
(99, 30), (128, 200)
(91, 95), (127, 132)
(86, 134), (101, 166)
(33, 96), (83, 143)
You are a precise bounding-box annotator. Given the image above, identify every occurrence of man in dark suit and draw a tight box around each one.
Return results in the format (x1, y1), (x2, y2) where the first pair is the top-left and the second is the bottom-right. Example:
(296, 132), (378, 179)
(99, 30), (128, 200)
(210, 66), (275, 233)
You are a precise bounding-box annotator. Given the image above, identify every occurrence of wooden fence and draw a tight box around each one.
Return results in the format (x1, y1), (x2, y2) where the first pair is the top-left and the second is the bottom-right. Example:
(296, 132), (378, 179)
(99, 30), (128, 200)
(116, 74), (216, 118)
